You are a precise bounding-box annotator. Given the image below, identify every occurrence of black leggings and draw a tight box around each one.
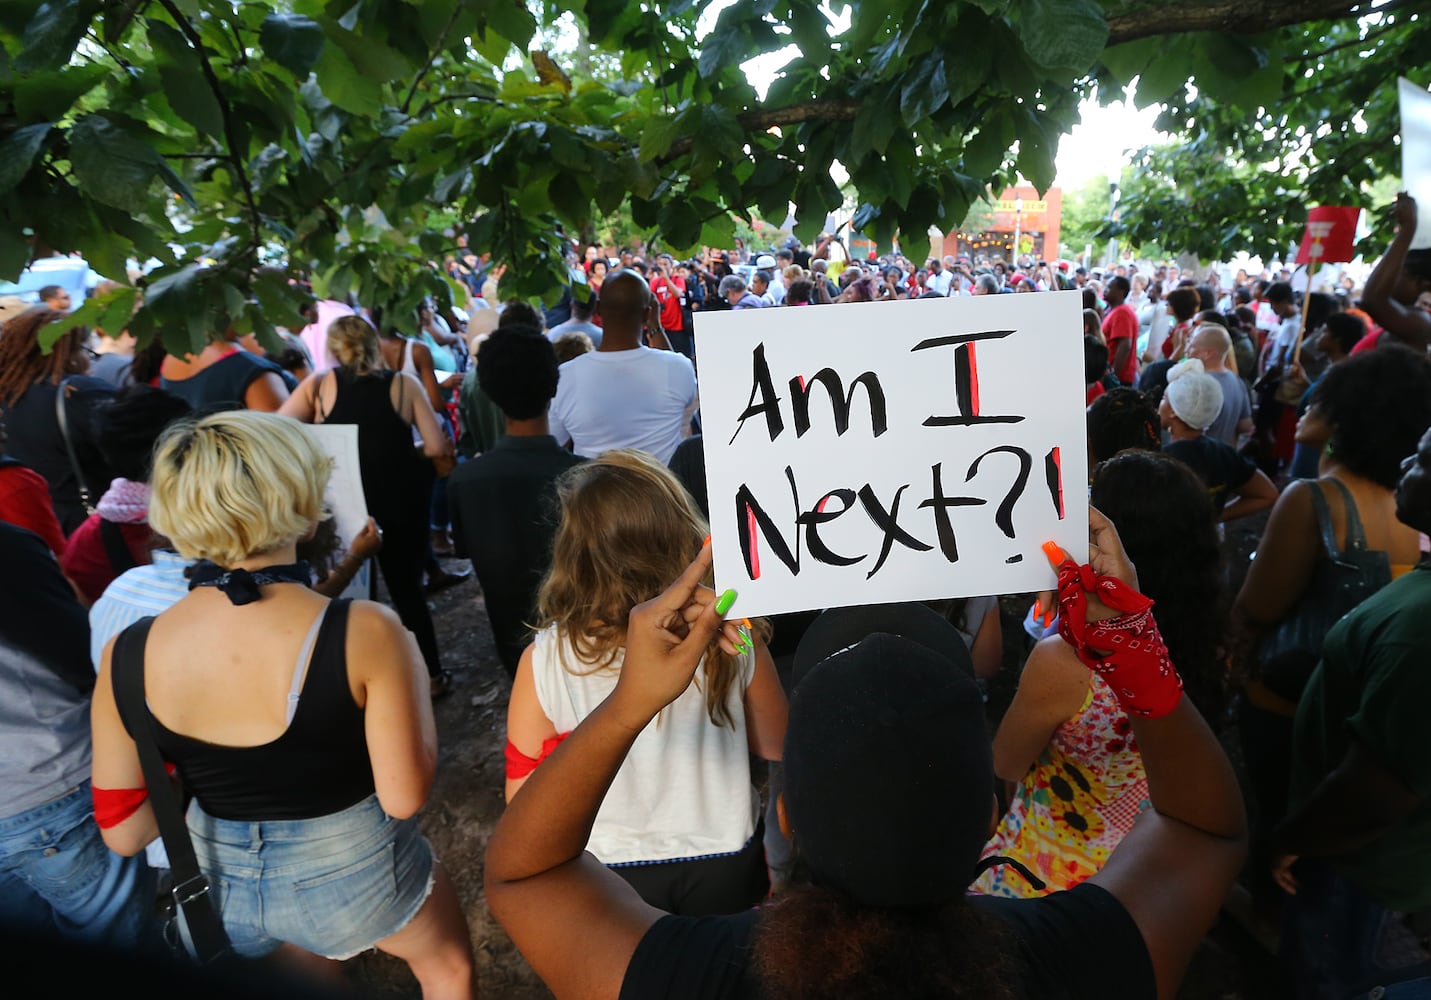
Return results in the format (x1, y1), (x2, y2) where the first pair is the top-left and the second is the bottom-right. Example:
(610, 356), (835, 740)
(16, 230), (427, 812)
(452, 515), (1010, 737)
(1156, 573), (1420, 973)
(373, 520), (442, 678)
(610, 821), (769, 917)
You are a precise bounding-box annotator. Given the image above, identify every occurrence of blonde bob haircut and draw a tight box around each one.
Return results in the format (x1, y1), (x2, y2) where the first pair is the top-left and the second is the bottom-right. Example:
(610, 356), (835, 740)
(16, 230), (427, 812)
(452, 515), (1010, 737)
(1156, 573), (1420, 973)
(327, 314), (383, 375)
(149, 410), (333, 568)
(537, 449), (769, 730)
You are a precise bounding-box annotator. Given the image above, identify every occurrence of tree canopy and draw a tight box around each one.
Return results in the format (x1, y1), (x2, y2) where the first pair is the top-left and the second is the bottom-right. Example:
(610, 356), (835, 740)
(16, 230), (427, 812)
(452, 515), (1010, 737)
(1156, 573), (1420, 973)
(0, 0), (1415, 354)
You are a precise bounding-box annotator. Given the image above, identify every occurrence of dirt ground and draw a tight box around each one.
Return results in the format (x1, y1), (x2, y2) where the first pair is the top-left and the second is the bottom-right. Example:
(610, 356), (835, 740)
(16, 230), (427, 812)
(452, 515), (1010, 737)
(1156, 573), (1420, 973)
(346, 522), (1283, 998)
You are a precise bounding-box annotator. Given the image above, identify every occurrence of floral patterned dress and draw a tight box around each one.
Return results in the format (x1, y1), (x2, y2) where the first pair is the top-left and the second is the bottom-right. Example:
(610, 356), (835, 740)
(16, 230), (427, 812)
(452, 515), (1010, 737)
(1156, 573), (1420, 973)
(973, 673), (1150, 898)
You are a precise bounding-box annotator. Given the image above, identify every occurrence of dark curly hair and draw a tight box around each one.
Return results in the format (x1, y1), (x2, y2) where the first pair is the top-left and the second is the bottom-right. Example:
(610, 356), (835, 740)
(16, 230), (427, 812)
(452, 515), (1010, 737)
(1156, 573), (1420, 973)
(754, 879), (1015, 1000)
(1321, 313), (1365, 356)
(1087, 387), (1160, 467)
(497, 300), (544, 331)
(1092, 450), (1226, 721)
(1165, 286), (1201, 323)
(476, 324), (560, 421)
(1312, 344), (1431, 488)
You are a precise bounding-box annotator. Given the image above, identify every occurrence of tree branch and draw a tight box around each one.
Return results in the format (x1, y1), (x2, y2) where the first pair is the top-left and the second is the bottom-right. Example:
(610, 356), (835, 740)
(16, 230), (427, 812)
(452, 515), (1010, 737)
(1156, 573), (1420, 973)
(1103, 0), (1364, 45)
(401, 5), (463, 115)
(156, 0), (263, 260)
(655, 1), (1367, 160)
(664, 100), (861, 158)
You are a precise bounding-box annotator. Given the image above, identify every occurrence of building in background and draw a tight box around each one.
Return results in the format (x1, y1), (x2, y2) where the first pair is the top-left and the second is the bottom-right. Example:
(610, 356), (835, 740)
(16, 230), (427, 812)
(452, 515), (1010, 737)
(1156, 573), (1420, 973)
(940, 186), (1064, 265)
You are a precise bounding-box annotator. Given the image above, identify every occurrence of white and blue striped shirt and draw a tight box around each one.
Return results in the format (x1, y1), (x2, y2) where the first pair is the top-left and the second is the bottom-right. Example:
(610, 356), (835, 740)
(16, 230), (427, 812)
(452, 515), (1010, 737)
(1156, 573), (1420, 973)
(89, 549), (192, 671)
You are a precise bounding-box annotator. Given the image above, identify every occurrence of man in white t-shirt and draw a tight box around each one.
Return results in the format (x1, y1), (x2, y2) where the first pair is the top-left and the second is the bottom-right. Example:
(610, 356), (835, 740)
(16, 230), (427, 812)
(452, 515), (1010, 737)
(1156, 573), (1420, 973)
(548, 269), (698, 464)
(1263, 281), (1301, 373)
(926, 258), (955, 296)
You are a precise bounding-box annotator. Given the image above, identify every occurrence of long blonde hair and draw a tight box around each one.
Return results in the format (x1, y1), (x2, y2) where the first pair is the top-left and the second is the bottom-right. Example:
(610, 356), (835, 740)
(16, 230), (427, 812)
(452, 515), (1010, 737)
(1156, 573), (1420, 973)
(537, 449), (750, 729)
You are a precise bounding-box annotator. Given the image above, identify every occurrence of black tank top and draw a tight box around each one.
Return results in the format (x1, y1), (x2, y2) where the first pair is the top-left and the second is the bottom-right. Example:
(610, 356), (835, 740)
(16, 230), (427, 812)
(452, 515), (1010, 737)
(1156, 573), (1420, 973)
(132, 599), (377, 821)
(321, 367), (431, 524)
(160, 350), (296, 411)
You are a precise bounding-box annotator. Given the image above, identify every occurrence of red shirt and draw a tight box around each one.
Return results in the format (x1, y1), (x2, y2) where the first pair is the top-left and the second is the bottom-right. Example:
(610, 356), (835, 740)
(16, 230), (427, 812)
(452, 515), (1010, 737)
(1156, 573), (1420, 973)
(651, 274), (686, 332)
(0, 462), (66, 557)
(60, 514), (154, 605)
(1101, 303), (1139, 384)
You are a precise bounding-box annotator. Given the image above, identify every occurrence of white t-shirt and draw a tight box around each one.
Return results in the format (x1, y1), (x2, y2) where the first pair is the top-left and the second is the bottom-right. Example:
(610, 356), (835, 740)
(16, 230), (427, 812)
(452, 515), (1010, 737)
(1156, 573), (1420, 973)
(1270, 314), (1300, 368)
(529, 626), (759, 864)
(928, 270), (956, 296)
(548, 346), (698, 463)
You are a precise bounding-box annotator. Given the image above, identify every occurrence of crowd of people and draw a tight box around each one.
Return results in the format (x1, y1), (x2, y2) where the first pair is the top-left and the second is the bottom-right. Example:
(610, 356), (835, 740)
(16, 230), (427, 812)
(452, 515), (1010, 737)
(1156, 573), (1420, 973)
(1, 190), (1429, 1000)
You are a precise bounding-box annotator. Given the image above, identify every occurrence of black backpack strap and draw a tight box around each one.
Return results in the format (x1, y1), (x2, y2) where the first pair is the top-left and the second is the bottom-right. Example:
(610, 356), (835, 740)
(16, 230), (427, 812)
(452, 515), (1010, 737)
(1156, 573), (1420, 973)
(110, 619), (233, 966)
(99, 518), (139, 576)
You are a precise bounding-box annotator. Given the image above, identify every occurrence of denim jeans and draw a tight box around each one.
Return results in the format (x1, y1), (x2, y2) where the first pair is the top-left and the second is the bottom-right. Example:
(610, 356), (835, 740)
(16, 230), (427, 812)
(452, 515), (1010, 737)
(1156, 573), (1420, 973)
(0, 780), (157, 951)
(1282, 860), (1431, 1000)
(187, 794), (434, 960)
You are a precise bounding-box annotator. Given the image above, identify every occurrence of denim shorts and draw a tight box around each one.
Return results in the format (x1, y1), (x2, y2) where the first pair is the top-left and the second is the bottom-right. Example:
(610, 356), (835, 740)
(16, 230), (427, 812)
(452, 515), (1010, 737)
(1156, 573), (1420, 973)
(187, 794), (435, 960)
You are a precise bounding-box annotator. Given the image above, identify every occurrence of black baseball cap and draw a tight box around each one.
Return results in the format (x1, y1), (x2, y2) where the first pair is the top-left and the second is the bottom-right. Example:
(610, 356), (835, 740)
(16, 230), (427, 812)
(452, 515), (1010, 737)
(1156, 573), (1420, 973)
(783, 603), (993, 908)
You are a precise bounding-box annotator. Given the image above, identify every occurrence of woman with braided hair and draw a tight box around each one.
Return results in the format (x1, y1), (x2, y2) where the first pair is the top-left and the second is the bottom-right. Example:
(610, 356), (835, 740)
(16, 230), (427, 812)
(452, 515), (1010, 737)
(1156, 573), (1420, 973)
(0, 307), (116, 534)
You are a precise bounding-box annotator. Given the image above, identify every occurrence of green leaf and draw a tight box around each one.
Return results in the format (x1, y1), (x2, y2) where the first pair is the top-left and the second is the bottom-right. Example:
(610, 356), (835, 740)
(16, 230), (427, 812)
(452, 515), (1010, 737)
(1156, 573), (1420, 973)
(900, 54), (949, 126)
(68, 115), (169, 214)
(1020, 0), (1108, 72)
(252, 269), (307, 329)
(1134, 42), (1193, 108)
(1098, 37), (1159, 87)
(16, 0), (91, 73)
(699, 212), (736, 249)
(484, 0), (537, 49)
(13, 63), (106, 123)
(319, 19), (412, 80)
(146, 21), (226, 137)
(0, 227), (29, 280)
(314, 43), (381, 116)
(260, 13), (326, 77)
(95, 284), (139, 337)
(38, 295), (106, 352)
(639, 114), (682, 163)
(0, 123), (51, 194)
(1015, 111), (1057, 194)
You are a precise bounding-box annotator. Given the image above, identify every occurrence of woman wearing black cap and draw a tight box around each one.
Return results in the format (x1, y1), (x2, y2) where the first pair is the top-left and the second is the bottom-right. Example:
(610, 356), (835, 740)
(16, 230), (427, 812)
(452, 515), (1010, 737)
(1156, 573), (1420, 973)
(485, 508), (1247, 999)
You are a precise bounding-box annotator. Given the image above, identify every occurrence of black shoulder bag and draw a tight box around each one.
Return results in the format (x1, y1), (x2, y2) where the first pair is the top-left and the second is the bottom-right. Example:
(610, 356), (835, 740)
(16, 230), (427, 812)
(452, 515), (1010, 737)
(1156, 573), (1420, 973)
(111, 618), (235, 966)
(54, 376), (97, 516)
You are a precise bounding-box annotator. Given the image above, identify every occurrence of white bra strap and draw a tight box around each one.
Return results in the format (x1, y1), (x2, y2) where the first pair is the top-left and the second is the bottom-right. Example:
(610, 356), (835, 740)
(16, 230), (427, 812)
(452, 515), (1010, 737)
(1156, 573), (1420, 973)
(286, 606), (329, 725)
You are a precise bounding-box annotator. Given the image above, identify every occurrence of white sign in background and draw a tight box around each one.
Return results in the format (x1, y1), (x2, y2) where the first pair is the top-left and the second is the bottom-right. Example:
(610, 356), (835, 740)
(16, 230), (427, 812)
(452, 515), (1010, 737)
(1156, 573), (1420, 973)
(694, 291), (1089, 619)
(302, 423), (373, 601)
(1402, 78), (1431, 251)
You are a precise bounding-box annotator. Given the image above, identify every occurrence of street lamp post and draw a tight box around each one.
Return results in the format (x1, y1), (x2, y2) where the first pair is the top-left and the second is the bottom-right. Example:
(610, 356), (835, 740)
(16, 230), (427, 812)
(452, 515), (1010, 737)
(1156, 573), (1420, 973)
(1012, 194), (1023, 265)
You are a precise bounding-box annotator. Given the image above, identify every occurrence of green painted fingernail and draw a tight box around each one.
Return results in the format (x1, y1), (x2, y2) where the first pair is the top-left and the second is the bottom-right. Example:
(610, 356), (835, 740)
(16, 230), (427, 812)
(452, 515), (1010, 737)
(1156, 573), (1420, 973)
(715, 589), (737, 616)
(737, 628), (753, 653)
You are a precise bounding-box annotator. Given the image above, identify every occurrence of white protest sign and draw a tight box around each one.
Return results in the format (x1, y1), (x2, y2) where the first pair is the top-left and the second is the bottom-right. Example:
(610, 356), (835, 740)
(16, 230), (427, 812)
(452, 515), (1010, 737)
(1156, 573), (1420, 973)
(694, 291), (1089, 618)
(302, 423), (372, 600)
(1401, 78), (1431, 251)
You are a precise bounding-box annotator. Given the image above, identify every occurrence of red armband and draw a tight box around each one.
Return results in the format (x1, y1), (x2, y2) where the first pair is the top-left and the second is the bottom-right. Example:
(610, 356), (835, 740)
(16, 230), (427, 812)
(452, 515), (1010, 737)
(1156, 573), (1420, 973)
(1053, 558), (1183, 719)
(504, 733), (571, 780)
(92, 763), (177, 829)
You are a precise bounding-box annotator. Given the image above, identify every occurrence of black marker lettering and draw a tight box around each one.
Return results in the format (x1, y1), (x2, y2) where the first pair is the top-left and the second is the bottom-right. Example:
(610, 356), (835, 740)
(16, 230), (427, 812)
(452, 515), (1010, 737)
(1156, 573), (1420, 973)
(730, 343), (784, 445)
(918, 462), (985, 563)
(856, 484), (932, 578)
(912, 330), (1026, 427)
(789, 369), (888, 438)
(965, 445), (1032, 539)
(797, 490), (864, 567)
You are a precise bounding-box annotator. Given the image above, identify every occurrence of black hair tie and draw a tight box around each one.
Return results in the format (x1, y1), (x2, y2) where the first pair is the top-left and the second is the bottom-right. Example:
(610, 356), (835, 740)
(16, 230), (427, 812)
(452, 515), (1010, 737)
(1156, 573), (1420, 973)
(188, 561), (312, 605)
(970, 854), (1048, 893)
